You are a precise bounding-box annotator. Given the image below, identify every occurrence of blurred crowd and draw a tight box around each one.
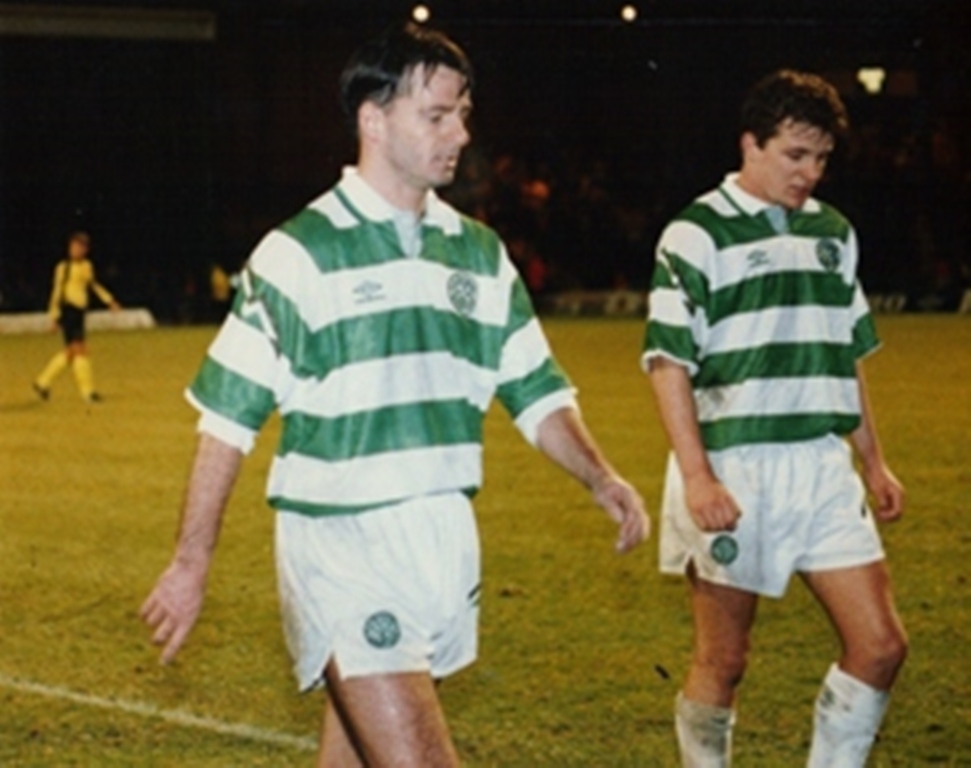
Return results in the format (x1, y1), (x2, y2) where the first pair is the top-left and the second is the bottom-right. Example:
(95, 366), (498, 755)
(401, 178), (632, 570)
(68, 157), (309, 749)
(1, 116), (968, 322)
(442, 115), (970, 313)
(828, 116), (970, 310)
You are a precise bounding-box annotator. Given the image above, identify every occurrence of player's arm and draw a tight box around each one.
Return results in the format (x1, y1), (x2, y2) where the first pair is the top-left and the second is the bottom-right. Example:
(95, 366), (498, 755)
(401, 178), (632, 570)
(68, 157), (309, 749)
(48, 262), (64, 328)
(140, 432), (243, 663)
(849, 362), (904, 523)
(647, 356), (741, 532)
(89, 265), (121, 310)
(534, 406), (649, 553)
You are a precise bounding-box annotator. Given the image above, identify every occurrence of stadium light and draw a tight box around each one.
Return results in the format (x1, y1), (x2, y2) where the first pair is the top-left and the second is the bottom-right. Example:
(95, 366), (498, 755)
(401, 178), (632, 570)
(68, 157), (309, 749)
(857, 67), (886, 95)
(620, 4), (638, 23)
(412, 4), (431, 23)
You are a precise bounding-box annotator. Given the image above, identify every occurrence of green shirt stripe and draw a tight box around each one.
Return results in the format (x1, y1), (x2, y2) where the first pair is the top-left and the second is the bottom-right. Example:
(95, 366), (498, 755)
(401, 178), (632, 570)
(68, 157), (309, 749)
(709, 271), (855, 324)
(702, 413), (861, 451)
(694, 342), (857, 388)
(277, 400), (484, 461)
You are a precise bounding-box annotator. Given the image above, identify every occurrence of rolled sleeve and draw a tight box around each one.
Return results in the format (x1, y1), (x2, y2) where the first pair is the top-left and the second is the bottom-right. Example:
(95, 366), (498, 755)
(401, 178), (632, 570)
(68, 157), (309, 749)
(513, 389), (579, 446)
(191, 396), (258, 454)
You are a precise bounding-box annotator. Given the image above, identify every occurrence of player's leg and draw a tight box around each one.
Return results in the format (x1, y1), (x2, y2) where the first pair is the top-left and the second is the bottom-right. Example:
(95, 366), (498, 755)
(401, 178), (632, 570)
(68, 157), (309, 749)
(34, 348), (68, 397)
(802, 561), (907, 688)
(677, 564), (759, 767)
(35, 312), (80, 397)
(320, 661), (458, 768)
(54, 305), (98, 401)
(684, 565), (761, 704)
(318, 695), (364, 768)
(68, 337), (100, 401)
(801, 561), (908, 767)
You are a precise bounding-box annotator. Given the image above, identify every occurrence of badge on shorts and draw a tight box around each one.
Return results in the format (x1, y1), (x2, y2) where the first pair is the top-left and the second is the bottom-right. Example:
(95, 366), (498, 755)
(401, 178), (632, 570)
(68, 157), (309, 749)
(710, 534), (739, 565)
(363, 611), (401, 649)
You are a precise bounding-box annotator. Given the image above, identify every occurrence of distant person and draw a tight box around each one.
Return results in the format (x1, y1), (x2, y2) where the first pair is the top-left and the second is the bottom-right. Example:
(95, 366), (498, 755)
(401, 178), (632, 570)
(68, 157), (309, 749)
(141, 23), (649, 767)
(33, 231), (120, 402)
(642, 70), (907, 766)
(208, 262), (233, 322)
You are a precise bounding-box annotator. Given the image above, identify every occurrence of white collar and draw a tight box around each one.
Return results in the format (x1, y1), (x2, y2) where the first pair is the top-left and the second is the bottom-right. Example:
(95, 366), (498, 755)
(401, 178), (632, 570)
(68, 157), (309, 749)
(721, 173), (775, 215)
(720, 172), (820, 216)
(337, 166), (460, 234)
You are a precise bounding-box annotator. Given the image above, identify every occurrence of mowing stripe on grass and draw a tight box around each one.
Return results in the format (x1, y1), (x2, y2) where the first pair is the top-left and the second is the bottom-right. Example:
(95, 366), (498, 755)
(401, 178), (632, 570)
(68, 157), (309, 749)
(0, 673), (317, 752)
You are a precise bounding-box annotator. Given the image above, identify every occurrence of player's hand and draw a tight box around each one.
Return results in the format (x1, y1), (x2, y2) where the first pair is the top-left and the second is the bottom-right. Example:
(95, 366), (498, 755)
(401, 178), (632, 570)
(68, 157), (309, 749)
(862, 461), (905, 523)
(140, 560), (208, 664)
(683, 472), (741, 532)
(592, 474), (650, 553)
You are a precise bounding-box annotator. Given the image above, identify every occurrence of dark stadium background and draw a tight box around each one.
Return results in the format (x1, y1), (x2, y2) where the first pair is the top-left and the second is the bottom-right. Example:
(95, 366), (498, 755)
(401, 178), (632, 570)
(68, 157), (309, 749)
(1, 0), (967, 321)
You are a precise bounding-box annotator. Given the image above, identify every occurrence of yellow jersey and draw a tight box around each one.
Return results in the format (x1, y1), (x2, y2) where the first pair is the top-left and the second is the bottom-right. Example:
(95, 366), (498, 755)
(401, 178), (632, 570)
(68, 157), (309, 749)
(48, 258), (116, 319)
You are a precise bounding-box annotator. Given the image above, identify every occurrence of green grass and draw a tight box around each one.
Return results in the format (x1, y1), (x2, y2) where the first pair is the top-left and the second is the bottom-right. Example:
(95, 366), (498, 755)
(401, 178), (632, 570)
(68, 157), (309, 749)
(0, 315), (968, 766)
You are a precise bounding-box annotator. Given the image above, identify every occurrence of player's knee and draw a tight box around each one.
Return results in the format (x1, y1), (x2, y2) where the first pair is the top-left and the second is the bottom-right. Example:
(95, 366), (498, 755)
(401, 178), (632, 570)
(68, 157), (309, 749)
(694, 642), (750, 690)
(851, 623), (908, 685)
(874, 624), (909, 674)
(723, 653), (750, 690)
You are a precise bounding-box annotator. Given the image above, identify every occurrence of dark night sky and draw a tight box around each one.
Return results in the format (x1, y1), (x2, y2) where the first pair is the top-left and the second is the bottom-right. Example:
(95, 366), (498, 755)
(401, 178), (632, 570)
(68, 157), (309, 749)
(1, 1), (968, 315)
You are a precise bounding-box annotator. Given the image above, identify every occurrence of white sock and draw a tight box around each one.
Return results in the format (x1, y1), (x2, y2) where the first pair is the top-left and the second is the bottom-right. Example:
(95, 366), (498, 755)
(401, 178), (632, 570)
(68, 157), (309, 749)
(808, 664), (889, 768)
(675, 691), (735, 768)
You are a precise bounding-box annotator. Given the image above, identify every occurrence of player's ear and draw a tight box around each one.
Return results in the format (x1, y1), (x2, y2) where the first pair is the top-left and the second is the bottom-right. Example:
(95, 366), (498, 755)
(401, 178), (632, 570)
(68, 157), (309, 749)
(358, 101), (385, 144)
(740, 131), (761, 162)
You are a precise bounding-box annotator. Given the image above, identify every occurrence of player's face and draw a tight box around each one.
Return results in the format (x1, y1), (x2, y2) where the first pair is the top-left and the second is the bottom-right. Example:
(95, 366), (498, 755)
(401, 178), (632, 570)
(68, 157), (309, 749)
(375, 64), (472, 194)
(738, 119), (835, 210)
(68, 238), (89, 260)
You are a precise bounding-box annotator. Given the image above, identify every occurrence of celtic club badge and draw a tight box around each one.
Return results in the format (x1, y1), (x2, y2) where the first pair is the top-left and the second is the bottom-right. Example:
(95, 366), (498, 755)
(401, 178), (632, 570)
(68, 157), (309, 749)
(815, 239), (841, 272)
(710, 534), (739, 565)
(363, 611), (401, 649)
(447, 271), (478, 316)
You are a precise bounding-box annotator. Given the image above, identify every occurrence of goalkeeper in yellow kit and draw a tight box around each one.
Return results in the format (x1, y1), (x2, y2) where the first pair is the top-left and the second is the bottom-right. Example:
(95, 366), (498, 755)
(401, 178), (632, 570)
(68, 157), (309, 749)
(33, 231), (120, 402)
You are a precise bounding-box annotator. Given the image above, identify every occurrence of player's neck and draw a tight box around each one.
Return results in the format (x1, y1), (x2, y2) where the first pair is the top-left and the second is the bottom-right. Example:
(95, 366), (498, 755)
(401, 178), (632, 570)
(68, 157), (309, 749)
(357, 159), (428, 216)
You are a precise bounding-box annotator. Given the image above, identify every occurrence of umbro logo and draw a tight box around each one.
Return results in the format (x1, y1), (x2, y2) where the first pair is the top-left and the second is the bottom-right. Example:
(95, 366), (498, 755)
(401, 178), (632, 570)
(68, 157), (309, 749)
(353, 280), (385, 304)
(747, 250), (771, 270)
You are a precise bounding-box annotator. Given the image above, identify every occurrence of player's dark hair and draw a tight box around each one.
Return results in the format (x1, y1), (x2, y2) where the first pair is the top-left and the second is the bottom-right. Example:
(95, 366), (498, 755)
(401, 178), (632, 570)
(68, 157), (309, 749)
(339, 22), (473, 138)
(68, 231), (91, 247)
(741, 69), (849, 146)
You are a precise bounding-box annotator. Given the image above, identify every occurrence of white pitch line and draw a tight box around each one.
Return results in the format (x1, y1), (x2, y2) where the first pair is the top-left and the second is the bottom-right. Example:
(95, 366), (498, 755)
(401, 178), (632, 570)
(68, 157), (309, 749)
(0, 673), (317, 753)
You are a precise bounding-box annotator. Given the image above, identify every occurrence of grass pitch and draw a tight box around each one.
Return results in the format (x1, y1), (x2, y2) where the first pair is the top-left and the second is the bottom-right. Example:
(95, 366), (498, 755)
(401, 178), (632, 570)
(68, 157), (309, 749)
(0, 315), (968, 766)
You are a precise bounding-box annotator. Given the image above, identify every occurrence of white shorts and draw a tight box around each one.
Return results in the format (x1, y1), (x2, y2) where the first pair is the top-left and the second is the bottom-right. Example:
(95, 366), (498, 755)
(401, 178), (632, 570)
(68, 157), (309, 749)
(659, 435), (885, 598)
(275, 493), (481, 692)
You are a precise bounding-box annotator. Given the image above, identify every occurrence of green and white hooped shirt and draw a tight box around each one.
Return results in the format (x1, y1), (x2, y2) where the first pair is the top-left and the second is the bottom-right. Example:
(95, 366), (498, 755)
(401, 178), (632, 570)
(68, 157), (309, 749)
(642, 173), (879, 452)
(189, 167), (576, 516)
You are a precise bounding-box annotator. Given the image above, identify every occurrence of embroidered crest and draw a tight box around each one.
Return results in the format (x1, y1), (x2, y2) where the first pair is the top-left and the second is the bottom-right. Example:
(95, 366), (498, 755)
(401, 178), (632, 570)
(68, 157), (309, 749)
(447, 271), (478, 316)
(363, 611), (401, 649)
(710, 534), (739, 565)
(816, 239), (841, 272)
